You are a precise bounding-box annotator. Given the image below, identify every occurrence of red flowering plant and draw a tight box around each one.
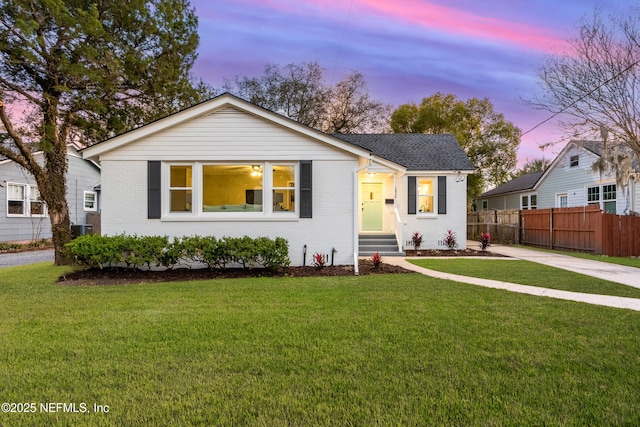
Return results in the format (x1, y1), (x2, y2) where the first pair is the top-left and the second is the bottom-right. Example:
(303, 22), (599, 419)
(442, 230), (458, 249)
(480, 232), (491, 250)
(312, 252), (327, 268)
(372, 252), (382, 268)
(411, 231), (423, 250)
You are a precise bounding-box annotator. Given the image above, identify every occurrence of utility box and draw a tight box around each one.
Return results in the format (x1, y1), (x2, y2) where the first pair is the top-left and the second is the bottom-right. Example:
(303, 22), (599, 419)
(71, 224), (93, 239)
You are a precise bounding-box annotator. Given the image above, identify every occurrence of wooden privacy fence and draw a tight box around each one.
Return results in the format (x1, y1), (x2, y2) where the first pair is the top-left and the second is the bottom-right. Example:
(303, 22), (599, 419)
(521, 205), (640, 257)
(467, 209), (520, 244)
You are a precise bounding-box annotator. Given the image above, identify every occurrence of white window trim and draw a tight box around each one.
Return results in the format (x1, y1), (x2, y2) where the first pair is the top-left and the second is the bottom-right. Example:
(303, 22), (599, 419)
(556, 193), (568, 208)
(587, 182), (616, 212)
(162, 162), (299, 220)
(570, 155), (579, 167)
(6, 182), (47, 218)
(520, 193), (537, 210)
(416, 176), (438, 217)
(83, 191), (98, 212)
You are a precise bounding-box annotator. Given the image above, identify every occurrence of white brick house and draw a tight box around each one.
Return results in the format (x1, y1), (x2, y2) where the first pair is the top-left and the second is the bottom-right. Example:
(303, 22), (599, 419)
(82, 94), (474, 271)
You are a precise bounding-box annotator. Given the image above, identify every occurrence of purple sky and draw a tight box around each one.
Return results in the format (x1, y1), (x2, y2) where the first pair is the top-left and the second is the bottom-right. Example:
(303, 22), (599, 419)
(189, 0), (624, 166)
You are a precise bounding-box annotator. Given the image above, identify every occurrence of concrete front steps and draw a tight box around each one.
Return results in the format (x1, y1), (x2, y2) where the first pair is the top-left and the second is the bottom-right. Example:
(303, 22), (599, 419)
(359, 233), (405, 257)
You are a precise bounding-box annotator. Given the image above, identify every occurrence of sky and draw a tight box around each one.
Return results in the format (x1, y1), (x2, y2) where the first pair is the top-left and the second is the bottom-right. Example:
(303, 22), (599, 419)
(189, 0), (626, 166)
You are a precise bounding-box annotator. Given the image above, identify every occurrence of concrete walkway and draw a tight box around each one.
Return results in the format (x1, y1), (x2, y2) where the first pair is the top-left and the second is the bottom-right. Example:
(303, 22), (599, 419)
(384, 243), (640, 312)
(485, 242), (640, 289)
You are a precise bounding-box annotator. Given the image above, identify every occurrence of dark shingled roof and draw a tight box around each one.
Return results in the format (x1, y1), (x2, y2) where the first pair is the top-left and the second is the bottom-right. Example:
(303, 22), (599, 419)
(333, 133), (475, 171)
(480, 171), (544, 197)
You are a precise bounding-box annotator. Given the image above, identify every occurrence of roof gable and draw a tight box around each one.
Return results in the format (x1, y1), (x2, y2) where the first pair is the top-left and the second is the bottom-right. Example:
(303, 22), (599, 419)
(81, 93), (377, 163)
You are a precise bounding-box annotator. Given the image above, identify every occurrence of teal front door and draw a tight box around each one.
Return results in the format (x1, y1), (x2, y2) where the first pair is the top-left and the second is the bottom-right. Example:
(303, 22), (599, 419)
(362, 183), (383, 231)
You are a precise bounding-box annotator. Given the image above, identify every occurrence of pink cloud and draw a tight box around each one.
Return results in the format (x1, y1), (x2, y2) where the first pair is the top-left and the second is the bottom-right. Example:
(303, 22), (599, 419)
(363, 0), (569, 52)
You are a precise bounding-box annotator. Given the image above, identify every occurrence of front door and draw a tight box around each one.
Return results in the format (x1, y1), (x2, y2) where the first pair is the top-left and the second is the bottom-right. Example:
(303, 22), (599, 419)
(362, 183), (383, 231)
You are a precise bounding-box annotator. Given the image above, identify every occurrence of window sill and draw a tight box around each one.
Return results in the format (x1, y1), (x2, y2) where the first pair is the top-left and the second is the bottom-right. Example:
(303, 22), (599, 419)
(161, 214), (299, 222)
(416, 214), (438, 219)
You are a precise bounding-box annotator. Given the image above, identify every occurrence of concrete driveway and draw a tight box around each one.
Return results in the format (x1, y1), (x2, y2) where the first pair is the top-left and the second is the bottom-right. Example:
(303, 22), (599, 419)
(384, 242), (640, 311)
(479, 243), (640, 288)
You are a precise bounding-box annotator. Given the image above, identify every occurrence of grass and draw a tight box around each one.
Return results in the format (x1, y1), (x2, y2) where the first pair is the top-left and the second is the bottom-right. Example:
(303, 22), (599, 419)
(409, 258), (640, 298)
(1, 263), (640, 425)
(514, 245), (640, 268)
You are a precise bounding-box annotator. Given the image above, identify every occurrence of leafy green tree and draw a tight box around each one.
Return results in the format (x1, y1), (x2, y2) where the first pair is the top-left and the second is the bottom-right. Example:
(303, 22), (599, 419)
(390, 93), (521, 204)
(513, 158), (551, 178)
(0, 0), (210, 264)
(224, 61), (391, 133)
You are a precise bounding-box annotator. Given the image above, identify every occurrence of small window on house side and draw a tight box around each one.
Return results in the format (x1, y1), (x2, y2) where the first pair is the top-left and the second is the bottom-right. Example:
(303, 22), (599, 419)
(417, 178), (435, 214)
(84, 191), (98, 212)
(482, 200), (488, 210)
(521, 195), (529, 209)
(170, 165), (193, 212)
(570, 155), (579, 167)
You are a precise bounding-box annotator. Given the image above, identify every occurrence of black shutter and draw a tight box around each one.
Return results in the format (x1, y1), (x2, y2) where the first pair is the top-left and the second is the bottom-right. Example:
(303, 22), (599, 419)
(300, 160), (312, 218)
(438, 176), (447, 215)
(408, 176), (416, 215)
(148, 161), (161, 219)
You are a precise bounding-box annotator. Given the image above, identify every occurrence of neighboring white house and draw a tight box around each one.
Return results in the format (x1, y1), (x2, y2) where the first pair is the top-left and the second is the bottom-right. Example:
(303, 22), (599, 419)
(477, 140), (640, 215)
(81, 93), (474, 269)
(1, 144), (101, 242)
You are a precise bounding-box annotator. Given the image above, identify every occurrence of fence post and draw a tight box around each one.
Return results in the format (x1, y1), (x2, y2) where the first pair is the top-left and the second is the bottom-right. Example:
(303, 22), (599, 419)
(549, 208), (554, 250)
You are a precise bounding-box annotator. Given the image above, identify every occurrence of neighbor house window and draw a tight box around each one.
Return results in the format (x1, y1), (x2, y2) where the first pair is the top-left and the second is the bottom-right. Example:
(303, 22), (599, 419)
(7, 183), (46, 217)
(570, 155), (579, 167)
(482, 200), (488, 210)
(84, 191), (97, 212)
(602, 184), (616, 213)
(587, 186), (600, 206)
(521, 194), (537, 210)
(417, 178), (435, 214)
(29, 187), (46, 216)
(169, 165), (192, 212)
(557, 194), (568, 208)
(587, 184), (616, 213)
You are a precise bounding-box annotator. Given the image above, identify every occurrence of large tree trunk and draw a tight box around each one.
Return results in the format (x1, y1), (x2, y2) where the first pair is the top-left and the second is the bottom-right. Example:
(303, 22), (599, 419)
(40, 130), (73, 266)
(49, 205), (72, 265)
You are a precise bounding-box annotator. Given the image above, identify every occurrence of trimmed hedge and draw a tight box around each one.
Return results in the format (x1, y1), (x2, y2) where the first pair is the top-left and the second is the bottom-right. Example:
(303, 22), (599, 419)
(66, 234), (291, 271)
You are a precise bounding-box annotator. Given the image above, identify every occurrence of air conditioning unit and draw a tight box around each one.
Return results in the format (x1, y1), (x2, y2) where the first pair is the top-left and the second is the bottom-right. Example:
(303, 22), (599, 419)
(71, 224), (93, 239)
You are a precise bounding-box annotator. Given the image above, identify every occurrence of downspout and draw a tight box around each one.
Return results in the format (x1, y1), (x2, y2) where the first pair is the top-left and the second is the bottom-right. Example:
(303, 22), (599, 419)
(353, 160), (372, 275)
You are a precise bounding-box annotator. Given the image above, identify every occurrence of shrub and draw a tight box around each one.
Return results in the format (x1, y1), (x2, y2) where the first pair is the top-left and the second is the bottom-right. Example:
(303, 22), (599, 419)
(66, 234), (291, 271)
(412, 231), (423, 250)
(480, 232), (491, 250)
(442, 230), (458, 250)
(372, 252), (382, 268)
(312, 252), (327, 269)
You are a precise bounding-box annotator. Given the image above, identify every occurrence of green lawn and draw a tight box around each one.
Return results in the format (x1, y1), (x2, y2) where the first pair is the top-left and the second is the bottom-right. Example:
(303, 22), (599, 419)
(2, 263), (640, 425)
(515, 245), (640, 268)
(410, 258), (640, 298)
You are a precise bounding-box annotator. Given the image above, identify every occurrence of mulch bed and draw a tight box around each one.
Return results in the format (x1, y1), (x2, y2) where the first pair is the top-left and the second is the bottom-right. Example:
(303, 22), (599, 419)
(404, 248), (505, 257)
(56, 248), (507, 286)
